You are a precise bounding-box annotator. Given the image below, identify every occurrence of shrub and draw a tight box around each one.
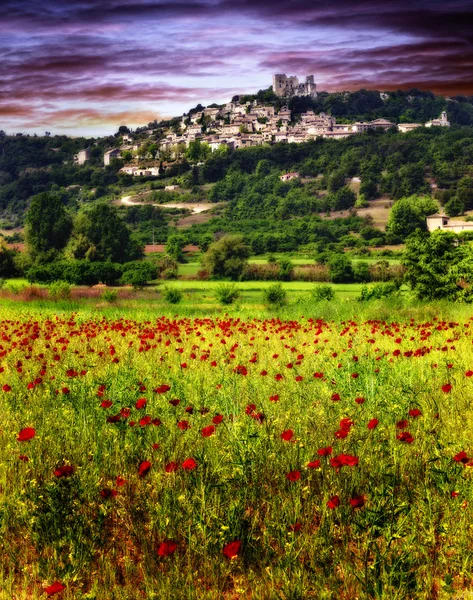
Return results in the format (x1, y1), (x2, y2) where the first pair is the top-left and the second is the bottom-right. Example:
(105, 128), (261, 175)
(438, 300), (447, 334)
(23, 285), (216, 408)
(358, 282), (400, 301)
(310, 284), (335, 301)
(48, 280), (71, 301)
(263, 283), (287, 306)
(277, 258), (294, 281)
(120, 261), (158, 288)
(163, 287), (183, 304)
(101, 289), (118, 303)
(328, 254), (354, 283)
(215, 283), (240, 305)
(352, 261), (371, 283)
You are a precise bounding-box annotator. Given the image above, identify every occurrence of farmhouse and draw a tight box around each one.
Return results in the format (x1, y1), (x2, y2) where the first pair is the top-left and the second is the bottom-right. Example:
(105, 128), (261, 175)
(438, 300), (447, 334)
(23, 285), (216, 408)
(427, 214), (473, 233)
(280, 172), (299, 182)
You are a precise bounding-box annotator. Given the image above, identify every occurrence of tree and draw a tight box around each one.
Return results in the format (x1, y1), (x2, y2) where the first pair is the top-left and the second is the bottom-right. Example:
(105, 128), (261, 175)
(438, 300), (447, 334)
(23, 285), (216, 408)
(166, 234), (187, 262)
(387, 195), (438, 239)
(403, 229), (471, 300)
(202, 235), (251, 280)
(444, 196), (464, 217)
(328, 254), (354, 283)
(68, 204), (142, 263)
(25, 192), (72, 261)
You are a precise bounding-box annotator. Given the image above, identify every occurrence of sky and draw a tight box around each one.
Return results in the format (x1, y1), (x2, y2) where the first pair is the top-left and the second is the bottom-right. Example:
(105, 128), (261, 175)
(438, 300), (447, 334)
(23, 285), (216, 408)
(1, 0), (473, 137)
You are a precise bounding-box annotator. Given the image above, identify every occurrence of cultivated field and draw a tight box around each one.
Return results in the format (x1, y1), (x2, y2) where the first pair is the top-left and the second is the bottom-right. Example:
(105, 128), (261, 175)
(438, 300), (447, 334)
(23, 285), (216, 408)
(2, 302), (473, 599)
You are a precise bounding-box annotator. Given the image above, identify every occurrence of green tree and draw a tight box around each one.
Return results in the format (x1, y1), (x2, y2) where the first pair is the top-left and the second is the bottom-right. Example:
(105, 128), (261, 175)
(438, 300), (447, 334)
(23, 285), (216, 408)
(202, 235), (251, 280)
(387, 195), (438, 239)
(68, 204), (142, 263)
(403, 229), (469, 300)
(444, 196), (464, 217)
(25, 192), (72, 261)
(328, 254), (354, 283)
(166, 234), (187, 262)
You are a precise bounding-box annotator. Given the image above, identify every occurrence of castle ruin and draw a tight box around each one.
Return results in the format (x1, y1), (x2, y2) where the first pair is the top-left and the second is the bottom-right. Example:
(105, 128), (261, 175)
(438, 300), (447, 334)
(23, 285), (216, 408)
(272, 74), (317, 99)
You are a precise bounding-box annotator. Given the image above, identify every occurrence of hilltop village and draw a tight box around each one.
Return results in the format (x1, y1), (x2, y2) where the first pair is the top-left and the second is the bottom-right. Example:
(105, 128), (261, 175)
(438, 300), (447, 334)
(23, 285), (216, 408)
(73, 75), (452, 173)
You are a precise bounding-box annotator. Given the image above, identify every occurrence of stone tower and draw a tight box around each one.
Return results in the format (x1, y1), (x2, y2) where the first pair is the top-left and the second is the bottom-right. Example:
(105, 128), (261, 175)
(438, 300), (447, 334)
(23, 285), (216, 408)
(272, 74), (287, 97)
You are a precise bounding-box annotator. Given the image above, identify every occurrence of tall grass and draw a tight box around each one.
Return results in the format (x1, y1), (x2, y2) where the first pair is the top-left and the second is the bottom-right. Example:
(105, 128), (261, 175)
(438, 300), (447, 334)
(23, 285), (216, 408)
(1, 303), (473, 597)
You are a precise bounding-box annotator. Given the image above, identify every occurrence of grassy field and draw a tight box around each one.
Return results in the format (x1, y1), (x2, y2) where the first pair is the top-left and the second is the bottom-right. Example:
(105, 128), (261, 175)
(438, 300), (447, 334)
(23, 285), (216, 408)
(2, 299), (473, 599)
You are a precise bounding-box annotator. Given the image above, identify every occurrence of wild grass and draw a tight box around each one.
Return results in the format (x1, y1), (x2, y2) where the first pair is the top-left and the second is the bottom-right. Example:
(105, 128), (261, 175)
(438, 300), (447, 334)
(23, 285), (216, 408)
(1, 301), (473, 598)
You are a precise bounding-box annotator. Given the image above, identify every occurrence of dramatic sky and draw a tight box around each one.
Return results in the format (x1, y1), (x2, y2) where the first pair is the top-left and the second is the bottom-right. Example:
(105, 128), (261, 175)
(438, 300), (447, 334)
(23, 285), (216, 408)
(1, 0), (473, 136)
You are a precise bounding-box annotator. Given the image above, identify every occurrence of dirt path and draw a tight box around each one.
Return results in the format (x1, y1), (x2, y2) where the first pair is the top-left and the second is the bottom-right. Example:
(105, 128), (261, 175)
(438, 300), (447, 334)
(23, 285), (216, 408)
(120, 195), (214, 214)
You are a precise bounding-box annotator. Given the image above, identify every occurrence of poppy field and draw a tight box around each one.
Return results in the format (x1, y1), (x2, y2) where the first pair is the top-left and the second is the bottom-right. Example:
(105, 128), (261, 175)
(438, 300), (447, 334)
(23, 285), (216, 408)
(2, 308), (473, 599)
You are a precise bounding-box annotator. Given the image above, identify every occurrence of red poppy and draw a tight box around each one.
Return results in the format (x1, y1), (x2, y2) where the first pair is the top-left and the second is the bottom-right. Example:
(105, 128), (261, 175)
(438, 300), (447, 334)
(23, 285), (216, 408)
(245, 404), (256, 415)
(100, 488), (117, 499)
(453, 451), (469, 464)
(409, 408), (422, 418)
(307, 459), (321, 469)
(286, 470), (301, 482)
(451, 491), (460, 498)
(288, 522), (302, 532)
(61, 387), (70, 394)
(170, 399), (180, 406)
(100, 400), (112, 408)
(135, 398), (147, 409)
(397, 431), (414, 443)
(396, 419), (409, 429)
(152, 443), (160, 450)
(339, 418), (353, 431)
(313, 372), (324, 379)
(327, 495), (340, 509)
(157, 540), (177, 556)
(182, 457), (197, 471)
(317, 446), (332, 457)
(331, 393), (340, 402)
(116, 476), (126, 486)
(185, 406), (194, 414)
(260, 370), (268, 376)
(442, 383), (452, 393)
(201, 425), (216, 437)
(281, 429), (294, 441)
(335, 429), (348, 439)
(106, 414), (121, 423)
(350, 495), (365, 508)
(154, 384), (171, 394)
(269, 394), (279, 402)
(2, 384), (11, 392)
(45, 581), (65, 596)
(165, 461), (179, 473)
(212, 414), (223, 424)
(19, 454), (29, 462)
(17, 427), (35, 442)
(54, 465), (74, 478)
(466, 370), (473, 377)
(138, 460), (152, 477)
(177, 420), (190, 430)
(223, 540), (241, 559)
(120, 407), (131, 418)
(275, 373), (284, 381)
(367, 419), (379, 430)
(233, 365), (248, 376)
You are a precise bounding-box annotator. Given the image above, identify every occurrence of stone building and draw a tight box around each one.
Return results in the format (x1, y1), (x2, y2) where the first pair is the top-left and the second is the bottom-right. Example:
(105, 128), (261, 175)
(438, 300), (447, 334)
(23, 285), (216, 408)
(74, 148), (90, 165)
(425, 111), (450, 128)
(427, 214), (473, 233)
(272, 74), (317, 98)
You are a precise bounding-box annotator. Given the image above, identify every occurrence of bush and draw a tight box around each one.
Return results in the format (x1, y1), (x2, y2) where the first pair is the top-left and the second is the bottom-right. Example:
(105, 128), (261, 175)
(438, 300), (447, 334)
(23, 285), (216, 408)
(263, 283), (287, 306)
(352, 261), (371, 283)
(163, 287), (183, 304)
(277, 258), (294, 281)
(48, 280), (71, 300)
(358, 282), (400, 301)
(310, 284), (335, 301)
(328, 254), (354, 283)
(120, 261), (158, 288)
(215, 283), (240, 305)
(101, 289), (118, 303)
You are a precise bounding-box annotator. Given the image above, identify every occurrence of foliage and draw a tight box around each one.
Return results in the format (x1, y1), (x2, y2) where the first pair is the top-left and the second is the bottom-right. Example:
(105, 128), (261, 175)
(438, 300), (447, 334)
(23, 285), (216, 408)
(120, 261), (158, 288)
(215, 283), (240, 305)
(202, 235), (251, 280)
(358, 282), (400, 301)
(310, 284), (335, 301)
(263, 282), (287, 305)
(328, 254), (354, 283)
(163, 286), (183, 304)
(166, 234), (188, 262)
(277, 257), (294, 281)
(25, 192), (72, 261)
(387, 195), (438, 239)
(101, 289), (118, 303)
(402, 229), (473, 301)
(48, 280), (72, 301)
(0, 241), (19, 277)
